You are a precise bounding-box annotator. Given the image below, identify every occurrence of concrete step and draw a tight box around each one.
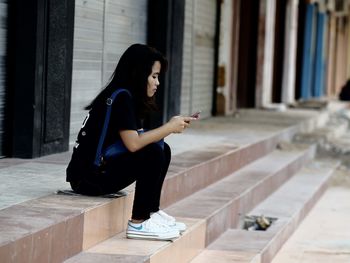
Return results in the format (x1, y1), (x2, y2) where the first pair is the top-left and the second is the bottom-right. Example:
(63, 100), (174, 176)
(165, 144), (316, 245)
(0, 185), (136, 263)
(0, 126), (313, 263)
(0, 141), (273, 262)
(190, 159), (339, 263)
(0, 107), (331, 263)
(160, 129), (307, 208)
(65, 217), (206, 263)
(63, 144), (316, 263)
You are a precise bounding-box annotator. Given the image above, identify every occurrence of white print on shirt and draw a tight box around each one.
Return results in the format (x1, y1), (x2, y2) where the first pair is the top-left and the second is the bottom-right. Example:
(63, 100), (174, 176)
(74, 113), (90, 149)
(81, 113), (90, 128)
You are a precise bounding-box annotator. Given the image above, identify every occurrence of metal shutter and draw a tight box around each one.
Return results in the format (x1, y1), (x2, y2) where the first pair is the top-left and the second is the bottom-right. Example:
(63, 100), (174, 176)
(70, 0), (148, 144)
(180, 0), (194, 116)
(180, 0), (216, 118)
(0, 0), (7, 157)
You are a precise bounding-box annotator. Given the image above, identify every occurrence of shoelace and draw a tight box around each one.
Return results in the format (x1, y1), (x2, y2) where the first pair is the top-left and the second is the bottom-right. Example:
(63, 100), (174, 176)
(151, 215), (174, 227)
(144, 218), (171, 231)
(158, 210), (175, 222)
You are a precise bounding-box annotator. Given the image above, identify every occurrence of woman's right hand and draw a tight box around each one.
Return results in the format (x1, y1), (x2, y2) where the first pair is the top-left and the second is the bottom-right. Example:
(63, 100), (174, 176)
(167, 116), (195, 133)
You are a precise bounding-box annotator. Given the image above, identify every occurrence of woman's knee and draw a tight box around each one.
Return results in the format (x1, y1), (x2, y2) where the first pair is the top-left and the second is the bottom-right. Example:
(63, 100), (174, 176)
(163, 142), (171, 163)
(141, 142), (164, 156)
(135, 142), (170, 164)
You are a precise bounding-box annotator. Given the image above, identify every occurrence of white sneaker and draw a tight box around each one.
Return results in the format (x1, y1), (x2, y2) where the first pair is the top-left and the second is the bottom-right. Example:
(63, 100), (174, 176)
(151, 210), (187, 233)
(126, 217), (180, 241)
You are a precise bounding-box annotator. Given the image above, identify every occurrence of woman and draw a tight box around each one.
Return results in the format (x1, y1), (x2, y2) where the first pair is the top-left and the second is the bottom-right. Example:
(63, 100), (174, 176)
(66, 44), (195, 241)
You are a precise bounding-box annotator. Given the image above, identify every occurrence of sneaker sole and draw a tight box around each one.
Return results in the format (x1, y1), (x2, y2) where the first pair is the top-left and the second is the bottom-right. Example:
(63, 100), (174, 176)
(126, 232), (179, 241)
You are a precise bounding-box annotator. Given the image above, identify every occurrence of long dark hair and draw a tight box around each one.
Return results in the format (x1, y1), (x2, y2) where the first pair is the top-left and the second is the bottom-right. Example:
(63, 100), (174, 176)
(85, 44), (168, 117)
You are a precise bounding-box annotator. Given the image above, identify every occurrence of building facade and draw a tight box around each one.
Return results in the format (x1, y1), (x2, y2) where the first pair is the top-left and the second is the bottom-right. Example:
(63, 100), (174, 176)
(217, 0), (350, 112)
(0, 0), (349, 158)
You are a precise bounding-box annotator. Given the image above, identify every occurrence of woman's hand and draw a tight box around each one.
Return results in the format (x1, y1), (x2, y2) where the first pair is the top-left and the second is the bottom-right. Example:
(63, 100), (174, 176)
(167, 116), (195, 133)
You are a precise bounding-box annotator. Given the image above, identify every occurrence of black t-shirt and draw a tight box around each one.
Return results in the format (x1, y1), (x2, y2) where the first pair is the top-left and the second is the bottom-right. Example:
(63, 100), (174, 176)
(66, 90), (140, 181)
(105, 92), (140, 146)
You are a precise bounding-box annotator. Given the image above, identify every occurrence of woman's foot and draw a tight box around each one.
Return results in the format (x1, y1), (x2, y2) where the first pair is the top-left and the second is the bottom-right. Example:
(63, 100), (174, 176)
(150, 210), (187, 233)
(126, 217), (180, 241)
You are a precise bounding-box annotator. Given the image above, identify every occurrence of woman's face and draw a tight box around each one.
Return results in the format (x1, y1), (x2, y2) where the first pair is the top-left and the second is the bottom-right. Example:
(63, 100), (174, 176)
(147, 61), (161, 97)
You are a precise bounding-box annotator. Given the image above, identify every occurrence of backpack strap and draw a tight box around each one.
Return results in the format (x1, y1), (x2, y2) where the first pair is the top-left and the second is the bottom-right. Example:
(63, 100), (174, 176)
(94, 88), (131, 167)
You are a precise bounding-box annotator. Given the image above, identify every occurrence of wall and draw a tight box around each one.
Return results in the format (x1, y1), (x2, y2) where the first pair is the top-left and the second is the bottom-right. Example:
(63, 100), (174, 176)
(70, 0), (148, 143)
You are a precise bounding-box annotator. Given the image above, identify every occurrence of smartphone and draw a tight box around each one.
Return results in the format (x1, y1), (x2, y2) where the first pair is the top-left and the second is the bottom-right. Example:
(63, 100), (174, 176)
(190, 111), (201, 119)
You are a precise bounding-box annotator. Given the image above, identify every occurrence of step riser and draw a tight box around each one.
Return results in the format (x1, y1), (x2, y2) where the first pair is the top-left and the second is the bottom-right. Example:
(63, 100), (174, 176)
(0, 214), (84, 263)
(150, 220), (207, 263)
(82, 192), (134, 250)
(205, 146), (316, 245)
(260, 175), (331, 263)
(161, 131), (298, 208)
(0, 193), (134, 263)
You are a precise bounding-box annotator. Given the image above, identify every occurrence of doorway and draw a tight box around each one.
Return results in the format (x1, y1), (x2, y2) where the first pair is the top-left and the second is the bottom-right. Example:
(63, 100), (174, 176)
(236, 0), (260, 108)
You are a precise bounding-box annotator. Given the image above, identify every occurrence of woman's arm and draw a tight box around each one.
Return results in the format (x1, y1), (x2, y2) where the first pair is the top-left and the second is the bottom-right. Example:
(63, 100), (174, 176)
(120, 116), (195, 152)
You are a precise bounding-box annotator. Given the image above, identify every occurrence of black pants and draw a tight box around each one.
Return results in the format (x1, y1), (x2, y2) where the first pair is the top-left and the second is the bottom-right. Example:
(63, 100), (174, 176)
(70, 142), (171, 220)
